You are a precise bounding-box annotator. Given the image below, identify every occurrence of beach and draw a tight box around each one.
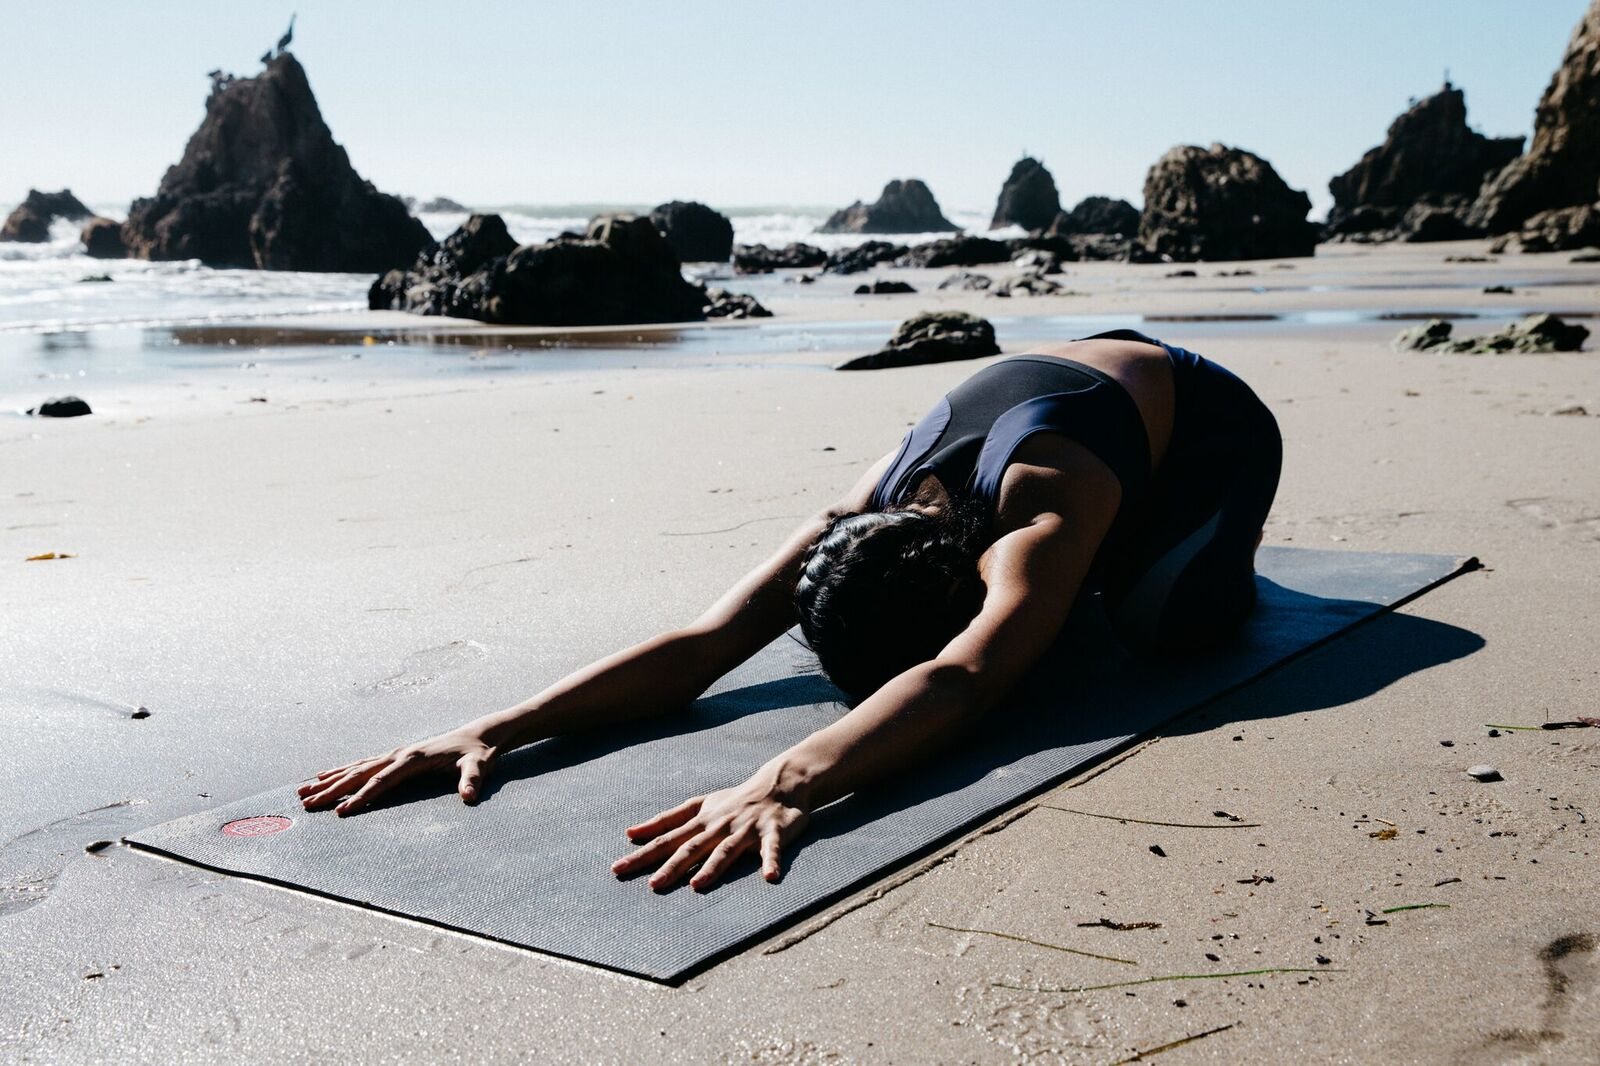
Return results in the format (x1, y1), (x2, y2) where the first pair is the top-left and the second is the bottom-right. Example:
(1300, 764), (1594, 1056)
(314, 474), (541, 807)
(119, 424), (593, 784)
(2, 239), (1597, 1062)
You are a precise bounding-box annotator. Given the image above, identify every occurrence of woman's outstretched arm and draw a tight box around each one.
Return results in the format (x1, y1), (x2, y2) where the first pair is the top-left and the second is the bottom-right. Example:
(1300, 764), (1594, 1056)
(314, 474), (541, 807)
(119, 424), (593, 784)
(298, 452), (896, 816)
(613, 464), (1119, 891)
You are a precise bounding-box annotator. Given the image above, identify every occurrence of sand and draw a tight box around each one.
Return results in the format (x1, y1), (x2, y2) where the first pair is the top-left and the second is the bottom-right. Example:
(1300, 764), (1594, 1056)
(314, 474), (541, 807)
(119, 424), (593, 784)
(2, 240), (1597, 1063)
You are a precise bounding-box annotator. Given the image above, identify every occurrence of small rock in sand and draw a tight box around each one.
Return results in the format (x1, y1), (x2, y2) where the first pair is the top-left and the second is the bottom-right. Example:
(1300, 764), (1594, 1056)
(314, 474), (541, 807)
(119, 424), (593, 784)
(1550, 404), (1589, 416)
(1466, 764), (1503, 782)
(28, 396), (92, 417)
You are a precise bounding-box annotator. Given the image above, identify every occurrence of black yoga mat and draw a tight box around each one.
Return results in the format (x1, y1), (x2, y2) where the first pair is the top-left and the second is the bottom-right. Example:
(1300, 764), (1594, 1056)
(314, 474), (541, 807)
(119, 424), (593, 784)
(127, 547), (1476, 982)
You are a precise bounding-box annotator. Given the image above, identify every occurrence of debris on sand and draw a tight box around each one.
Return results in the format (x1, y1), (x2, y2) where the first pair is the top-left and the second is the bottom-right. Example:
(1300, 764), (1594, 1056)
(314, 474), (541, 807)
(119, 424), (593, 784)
(1077, 918), (1163, 931)
(924, 921), (1136, 965)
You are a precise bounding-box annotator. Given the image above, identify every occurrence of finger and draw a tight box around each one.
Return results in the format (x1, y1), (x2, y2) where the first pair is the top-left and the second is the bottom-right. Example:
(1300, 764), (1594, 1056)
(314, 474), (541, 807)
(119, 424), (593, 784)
(456, 752), (492, 803)
(648, 830), (722, 892)
(690, 831), (752, 892)
(625, 797), (703, 842)
(298, 766), (379, 810)
(611, 822), (702, 878)
(759, 827), (784, 882)
(335, 756), (430, 816)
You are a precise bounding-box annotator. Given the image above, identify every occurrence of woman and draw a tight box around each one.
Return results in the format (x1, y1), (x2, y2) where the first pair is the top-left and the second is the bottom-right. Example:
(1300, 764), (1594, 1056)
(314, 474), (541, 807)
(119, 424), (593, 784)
(299, 329), (1281, 892)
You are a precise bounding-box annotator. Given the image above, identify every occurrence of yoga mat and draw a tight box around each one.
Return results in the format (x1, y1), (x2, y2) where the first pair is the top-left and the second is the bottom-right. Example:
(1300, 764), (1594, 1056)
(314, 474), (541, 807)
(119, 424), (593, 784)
(127, 547), (1476, 982)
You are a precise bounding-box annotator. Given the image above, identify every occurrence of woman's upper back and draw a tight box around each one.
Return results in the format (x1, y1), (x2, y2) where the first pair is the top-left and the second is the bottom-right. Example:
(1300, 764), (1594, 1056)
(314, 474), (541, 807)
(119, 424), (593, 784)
(868, 336), (1177, 530)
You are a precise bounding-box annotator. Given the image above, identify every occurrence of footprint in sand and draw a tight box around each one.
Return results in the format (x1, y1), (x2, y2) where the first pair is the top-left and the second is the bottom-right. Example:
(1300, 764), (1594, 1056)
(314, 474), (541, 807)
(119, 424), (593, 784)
(361, 640), (490, 696)
(1507, 497), (1600, 542)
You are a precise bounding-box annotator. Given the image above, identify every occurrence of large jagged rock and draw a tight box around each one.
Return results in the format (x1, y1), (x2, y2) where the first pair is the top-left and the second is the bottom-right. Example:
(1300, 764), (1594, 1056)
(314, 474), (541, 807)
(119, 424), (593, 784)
(123, 54), (431, 271)
(1326, 84), (1522, 238)
(1393, 313), (1589, 353)
(1490, 202), (1600, 253)
(819, 179), (956, 234)
(370, 213), (713, 326)
(1471, 0), (1600, 233)
(838, 311), (999, 371)
(732, 242), (828, 273)
(368, 213), (518, 318)
(649, 200), (734, 263)
(1047, 196), (1140, 238)
(1, 188), (92, 242)
(990, 157), (1060, 232)
(1138, 143), (1319, 262)
(80, 217), (127, 258)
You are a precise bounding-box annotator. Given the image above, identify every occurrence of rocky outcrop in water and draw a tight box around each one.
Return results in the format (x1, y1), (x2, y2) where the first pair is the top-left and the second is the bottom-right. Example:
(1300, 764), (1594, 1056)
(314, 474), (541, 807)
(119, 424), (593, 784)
(1048, 196), (1140, 238)
(824, 241), (907, 275)
(819, 179), (956, 234)
(407, 195), (469, 213)
(369, 213), (518, 318)
(897, 235), (1012, 268)
(1471, 0), (1600, 233)
(1490, 203), (1600, 253)
(80, 217), (127, 258)
(732, 242), (828, 273)
(1138, 143), (1318, 261)
(123, 54), (431, 271)
(990, 157), (1060, 232)
(649, 201), (734, 263)
(1393, 313), (1589, 353)
(838, 311), (1000, 370)
(1325, 84), (1521, 239)
(1, 189), (92, 242)
(370, 213), (710, 326)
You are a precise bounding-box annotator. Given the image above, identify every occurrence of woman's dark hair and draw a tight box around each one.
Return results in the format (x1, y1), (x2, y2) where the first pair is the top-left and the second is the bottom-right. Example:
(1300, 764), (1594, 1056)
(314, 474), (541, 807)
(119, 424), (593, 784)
(794, 496), (989, 699)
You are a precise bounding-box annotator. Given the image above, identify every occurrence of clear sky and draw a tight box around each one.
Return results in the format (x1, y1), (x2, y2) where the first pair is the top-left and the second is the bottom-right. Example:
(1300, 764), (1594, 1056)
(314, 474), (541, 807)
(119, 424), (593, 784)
(0, 1), (1589, 220)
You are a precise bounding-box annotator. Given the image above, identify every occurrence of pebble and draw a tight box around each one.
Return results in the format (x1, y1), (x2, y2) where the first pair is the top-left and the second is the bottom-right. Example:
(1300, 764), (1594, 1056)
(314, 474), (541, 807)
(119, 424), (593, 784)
(1149, 844), (1167, 857)
(1439, 739), (1454, 747)
(1466, 764), (1503, 782)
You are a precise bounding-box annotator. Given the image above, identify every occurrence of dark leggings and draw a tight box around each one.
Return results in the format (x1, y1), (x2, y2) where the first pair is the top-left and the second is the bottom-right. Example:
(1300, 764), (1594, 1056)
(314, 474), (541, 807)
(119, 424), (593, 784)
(1101, 352), (1282, 654)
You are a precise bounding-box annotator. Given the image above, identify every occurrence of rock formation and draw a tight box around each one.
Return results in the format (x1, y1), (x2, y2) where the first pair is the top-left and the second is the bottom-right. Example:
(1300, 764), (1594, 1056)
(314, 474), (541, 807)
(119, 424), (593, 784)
(1, 189), (92, 242)
(1471, 0), (1600, 233)
(1490, 203), (1600, 253)
(897, 235), (1012, 268)
(1393, 313), (1588, 353)
(824, 241), (907, 275)
(80, 217), (127, 258)
(1326, 84), (1522, 238)
(819, 179), (957, 234)
(123, 54), (431, 271)
(370, 213), (726, 327)
(732, 243), (828, 273)
(703, 289), (771, 318)
(990, 157), (1060, 231)
(649, 201), (734, 263)
(853, 280), (917, 295)
(368, 213), (518, 318)
(408, 195), (469, 213)
(1047, 196), (1140, 237)
(1137, 143), (1319, 261)
(838, 311), (1000, 371)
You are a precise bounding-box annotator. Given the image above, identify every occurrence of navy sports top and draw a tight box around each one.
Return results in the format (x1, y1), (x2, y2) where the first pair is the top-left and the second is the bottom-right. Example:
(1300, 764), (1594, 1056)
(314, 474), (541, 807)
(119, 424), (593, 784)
(868, 329), (1201, 519)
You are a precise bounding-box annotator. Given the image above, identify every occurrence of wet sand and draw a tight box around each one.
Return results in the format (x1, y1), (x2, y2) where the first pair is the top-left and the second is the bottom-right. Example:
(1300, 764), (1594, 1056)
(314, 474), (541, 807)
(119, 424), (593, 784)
(2, 239), (1598, 1062)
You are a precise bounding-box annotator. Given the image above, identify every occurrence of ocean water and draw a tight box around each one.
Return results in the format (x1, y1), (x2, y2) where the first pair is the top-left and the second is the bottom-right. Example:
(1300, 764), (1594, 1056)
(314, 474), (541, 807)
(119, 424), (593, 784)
(0, 203), (999, 335)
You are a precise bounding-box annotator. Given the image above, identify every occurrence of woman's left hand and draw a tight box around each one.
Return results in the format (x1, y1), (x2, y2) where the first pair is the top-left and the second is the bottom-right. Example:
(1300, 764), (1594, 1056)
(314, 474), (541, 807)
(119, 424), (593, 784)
(612, 775), (809, 892)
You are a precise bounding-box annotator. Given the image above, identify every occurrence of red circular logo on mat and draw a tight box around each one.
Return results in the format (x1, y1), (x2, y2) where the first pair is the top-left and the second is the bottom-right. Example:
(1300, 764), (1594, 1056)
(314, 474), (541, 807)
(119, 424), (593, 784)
(221, 816), (293, 838)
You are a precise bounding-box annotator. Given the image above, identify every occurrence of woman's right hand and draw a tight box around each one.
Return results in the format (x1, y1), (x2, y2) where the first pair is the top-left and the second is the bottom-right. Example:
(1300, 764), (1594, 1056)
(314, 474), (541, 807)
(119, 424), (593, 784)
(296, 728), (499, 816)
